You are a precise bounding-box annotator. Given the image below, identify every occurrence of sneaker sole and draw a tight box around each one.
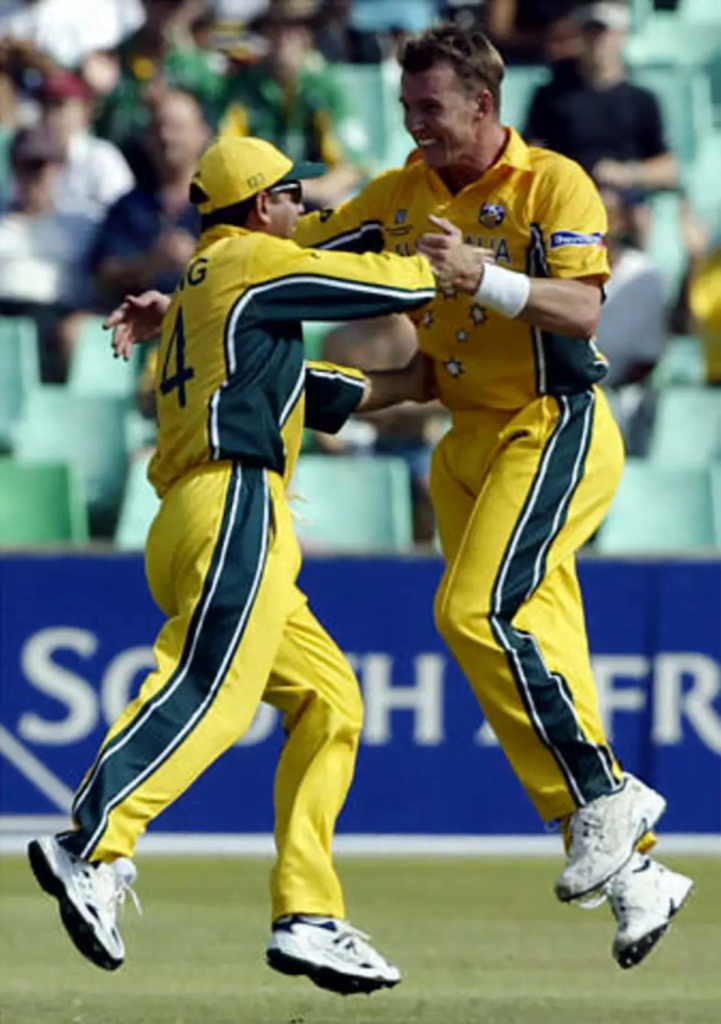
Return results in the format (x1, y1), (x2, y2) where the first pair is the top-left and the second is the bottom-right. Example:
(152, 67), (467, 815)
(27, 840), (122, 972)
(266, 947), (400, 996)
(555, 792), (667, 903)
(613, 881), (694, 970)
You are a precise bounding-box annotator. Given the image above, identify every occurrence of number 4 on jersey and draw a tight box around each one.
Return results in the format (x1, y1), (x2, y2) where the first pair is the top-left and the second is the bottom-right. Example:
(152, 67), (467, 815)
(160, 307), (195, 407)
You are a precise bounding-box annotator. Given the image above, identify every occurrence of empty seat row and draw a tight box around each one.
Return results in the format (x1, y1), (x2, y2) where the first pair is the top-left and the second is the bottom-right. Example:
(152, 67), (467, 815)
(597, 460), (721, 552)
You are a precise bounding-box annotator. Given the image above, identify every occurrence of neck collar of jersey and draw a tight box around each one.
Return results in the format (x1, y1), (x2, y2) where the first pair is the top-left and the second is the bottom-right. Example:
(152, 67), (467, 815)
(495, 128), (533, 172)
(197, 223), (252, 249)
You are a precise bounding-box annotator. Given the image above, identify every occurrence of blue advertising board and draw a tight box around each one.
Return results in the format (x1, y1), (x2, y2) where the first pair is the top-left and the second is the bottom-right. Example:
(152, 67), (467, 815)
(0, 553), (719, 836)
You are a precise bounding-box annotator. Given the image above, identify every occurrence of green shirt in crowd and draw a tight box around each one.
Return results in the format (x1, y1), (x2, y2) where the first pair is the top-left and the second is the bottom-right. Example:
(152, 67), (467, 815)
(219, 59), (368, 168)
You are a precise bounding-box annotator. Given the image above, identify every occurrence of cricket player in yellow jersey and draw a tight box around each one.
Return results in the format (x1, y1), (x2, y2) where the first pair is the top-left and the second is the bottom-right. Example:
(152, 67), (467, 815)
(27, 136), (438, 995)
(292, 23), (693, 968)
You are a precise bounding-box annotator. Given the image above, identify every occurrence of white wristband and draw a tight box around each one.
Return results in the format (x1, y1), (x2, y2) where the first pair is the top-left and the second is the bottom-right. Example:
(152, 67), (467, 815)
(475, 263), (531, 318)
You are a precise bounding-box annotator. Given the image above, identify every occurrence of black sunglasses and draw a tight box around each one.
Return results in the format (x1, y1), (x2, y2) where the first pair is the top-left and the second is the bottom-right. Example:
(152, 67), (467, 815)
(267, 180), (303, 204)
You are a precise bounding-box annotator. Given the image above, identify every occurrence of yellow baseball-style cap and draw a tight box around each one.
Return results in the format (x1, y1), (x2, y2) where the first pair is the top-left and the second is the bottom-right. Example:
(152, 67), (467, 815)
(191, 136), (326, 214)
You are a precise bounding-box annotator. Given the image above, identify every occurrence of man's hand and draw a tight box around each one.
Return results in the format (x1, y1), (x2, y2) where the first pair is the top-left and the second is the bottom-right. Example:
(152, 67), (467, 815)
(105, 291), (171, 360)
(417, 216), (494, 294)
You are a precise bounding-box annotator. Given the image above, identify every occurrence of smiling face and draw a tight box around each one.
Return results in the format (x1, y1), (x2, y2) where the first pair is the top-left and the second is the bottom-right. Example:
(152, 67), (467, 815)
(400, 62), (489, 171)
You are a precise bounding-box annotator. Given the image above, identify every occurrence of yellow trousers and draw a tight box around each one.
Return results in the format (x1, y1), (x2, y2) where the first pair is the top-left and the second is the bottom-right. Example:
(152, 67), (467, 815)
(59, 462), (362, 922)
(431, 388), (625, 822)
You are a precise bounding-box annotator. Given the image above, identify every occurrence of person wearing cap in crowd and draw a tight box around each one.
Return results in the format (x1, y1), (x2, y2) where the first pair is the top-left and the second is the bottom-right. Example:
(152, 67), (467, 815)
(95, 0), (225, 180)
(525, 0), (677, 235)
(220, 0), (368, 208)
(0, 125), (97, 381)
(36, 70), (135, 223)
(27, 134), (444, 995)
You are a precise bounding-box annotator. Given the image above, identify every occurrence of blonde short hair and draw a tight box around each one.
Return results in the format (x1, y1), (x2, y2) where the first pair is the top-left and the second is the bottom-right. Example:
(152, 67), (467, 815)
(398, 23), (506, 114)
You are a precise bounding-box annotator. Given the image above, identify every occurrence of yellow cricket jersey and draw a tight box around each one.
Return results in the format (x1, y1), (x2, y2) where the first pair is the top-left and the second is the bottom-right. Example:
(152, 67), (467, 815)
(148, 224), (435, 497)
(294, 129), (611, 412)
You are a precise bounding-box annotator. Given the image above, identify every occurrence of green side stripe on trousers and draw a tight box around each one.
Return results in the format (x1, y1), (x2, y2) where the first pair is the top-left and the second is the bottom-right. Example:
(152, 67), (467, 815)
(490, 392), (616, 807)
(61, 464), (270, 858)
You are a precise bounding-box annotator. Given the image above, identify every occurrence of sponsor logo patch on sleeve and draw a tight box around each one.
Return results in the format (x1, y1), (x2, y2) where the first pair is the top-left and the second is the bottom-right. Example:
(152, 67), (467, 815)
(549, 230), (604, 250)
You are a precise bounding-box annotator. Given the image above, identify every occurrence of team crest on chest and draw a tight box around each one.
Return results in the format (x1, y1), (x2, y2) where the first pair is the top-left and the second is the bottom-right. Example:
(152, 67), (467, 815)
(479, 203), (506, 228)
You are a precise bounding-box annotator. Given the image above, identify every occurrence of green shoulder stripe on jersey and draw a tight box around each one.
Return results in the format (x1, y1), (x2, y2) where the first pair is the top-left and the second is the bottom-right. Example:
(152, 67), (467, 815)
(247, 272), (435, 324)
(306, 218), (385, 254)
(304, 363), (366, 434)
(527, 224), (609, 395)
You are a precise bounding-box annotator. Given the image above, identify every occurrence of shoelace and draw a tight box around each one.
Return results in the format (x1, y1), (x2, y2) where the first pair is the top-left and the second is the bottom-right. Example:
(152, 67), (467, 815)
(115, 873), (142, 916)
(77, 861), (142, 917)
(331, 922), (374, 955)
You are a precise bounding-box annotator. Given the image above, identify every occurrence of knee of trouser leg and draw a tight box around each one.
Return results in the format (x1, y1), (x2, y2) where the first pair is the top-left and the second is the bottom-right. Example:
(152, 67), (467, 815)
(434, 582), (494, 651)
(287, 676), (364, 743)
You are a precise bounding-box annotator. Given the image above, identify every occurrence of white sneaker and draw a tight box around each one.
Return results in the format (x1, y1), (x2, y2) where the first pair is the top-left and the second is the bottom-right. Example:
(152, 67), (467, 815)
(28, 837), (139, 971)
(266, 915), (401, 995)
(608, 853), (694, 969)
(555, 774), (666, 903)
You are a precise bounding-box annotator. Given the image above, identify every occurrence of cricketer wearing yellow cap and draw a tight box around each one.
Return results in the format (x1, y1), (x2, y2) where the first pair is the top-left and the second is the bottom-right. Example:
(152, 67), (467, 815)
(28, 135), (436, 993)
(292, 23), (689, 966)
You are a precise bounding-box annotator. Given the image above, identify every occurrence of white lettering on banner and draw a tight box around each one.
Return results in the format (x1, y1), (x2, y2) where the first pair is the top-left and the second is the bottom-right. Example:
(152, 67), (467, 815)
(475, 721), (500, 746)
(354, 653), (445, 745)
(236, 704), (278, 746)
(654, 653), (721, 755)
(11, 628), (721, 755)
(18, 628), (99, 745)
(591, 655), (649, 741)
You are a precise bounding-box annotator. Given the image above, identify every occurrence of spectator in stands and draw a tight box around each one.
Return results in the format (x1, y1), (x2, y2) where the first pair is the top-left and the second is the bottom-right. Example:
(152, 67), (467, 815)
(95, 0), (224, 180)
(596, 185), (666, 454)
(36, 71), (135, 222)
(314, 0), (384, 64)
(525, 2), (678, 200)
(220, 0), (367, 208)
(0, 0), (144, 71)
(0, 126), (96, 381)
(485, 0), (584, 65)
(91, 88), (208, 311)
(318, 315), (447, 543)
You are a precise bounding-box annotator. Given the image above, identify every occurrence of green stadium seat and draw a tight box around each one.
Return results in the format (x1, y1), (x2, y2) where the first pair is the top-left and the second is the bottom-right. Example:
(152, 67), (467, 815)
(291, 454), (413, 551)
(648, 386), (721, 464)
(68, 316), (140, 398)
(631, 66), (713, 164)
(709, 461), (721, 542)
(626, 15), (721, 66)
(124, 408), (157, 454)
(334, 63), (394, 167)
(597, 460), (714, 552)
(502, 66), (550, 133)
(646, 192), (688, 296)
(115, 450), (160, 550)
(0, 459), (87, 544)
(652, 336), (706, 387)
(12, 388), (128, 523)
(681, 0), (721, 23)
(0, 316), (41, 452)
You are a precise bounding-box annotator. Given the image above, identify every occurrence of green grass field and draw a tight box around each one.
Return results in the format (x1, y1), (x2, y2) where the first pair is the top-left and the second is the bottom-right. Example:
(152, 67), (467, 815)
(1, 856), (719, 1024)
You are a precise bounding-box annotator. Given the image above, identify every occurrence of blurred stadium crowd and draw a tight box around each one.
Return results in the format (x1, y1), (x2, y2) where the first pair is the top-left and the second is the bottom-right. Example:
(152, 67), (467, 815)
(1, 0), (721, 553)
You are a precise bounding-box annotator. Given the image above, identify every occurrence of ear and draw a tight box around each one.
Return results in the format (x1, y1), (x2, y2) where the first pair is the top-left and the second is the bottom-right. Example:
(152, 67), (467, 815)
(476, 88), (495, 119)
(254, 191), (273, 225)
